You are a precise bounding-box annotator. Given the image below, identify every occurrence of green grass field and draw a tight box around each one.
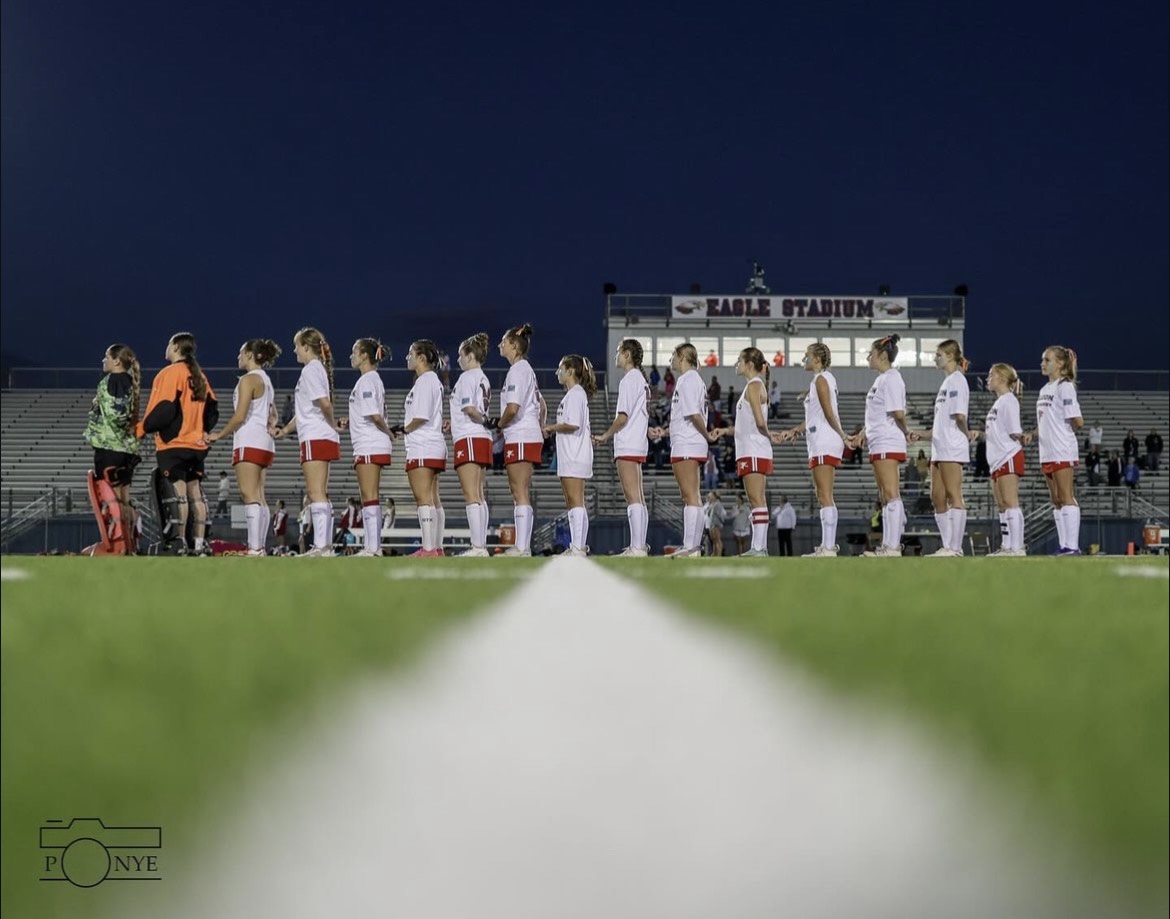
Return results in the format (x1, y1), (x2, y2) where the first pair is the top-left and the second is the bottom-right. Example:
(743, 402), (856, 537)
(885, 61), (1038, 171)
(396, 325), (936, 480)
(2, 554), (1167, 917)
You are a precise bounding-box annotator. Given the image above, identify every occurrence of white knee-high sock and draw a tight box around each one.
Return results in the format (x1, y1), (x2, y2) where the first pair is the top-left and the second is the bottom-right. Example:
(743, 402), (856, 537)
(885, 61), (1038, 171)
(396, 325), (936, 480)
(311, 502), (332, 550)
(1006, 508), (1024, 550)
(244, 503), (261, 550)
(435, 507), (446, 551)
(884, 500), (905, 549)
(629, 503), (648, 550)
(478, 502), (490, 548)
(362, 501), (380, 552)
(949, 508), (967, 553)
(568, 507), (588, 550)
(750, 507), (768, 552)
(466, 504), (485, 549)
(683, 505), (701, 550)
(934, 511), (950, 549)
(514, 505), (533, 551)
(417, 505), (435, 551)
(998, 512), (1009, 549)
(1053, 507), (1066, 548)
(258, 504), (270, 551)
(1061, 505), (1080, 550)
(820, 506), (838, 549)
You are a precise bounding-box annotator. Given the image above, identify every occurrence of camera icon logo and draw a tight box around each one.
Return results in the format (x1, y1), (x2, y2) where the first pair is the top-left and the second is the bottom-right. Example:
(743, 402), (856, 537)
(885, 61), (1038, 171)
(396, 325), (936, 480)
(40, 817), (162, 888)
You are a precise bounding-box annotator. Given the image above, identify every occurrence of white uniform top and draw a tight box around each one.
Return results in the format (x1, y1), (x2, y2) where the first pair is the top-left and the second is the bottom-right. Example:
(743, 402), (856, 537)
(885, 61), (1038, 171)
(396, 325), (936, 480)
(450, 368), (492, 442)
(294, 359), (339, 444)
(613, 369), (650, 457)
(734, 377), (773, 461)
(555, 384), (593, 479)
(232, 368), (275, 453)
(930, 370), (971, 463)
(501, 359), (543, 444)
(348, 370), (392, 457)
(1036, 379), (1083, 463)
(404, 370), (447, 461)
(985, 392), (1023, 472)
(864, 368), (907, 454)
(669, 369), (709, 457)
(803, 370), (844, 460)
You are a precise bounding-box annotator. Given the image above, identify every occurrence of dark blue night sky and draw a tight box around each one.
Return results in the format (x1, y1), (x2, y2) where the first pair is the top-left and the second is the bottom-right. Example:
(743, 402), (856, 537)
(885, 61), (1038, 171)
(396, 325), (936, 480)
(2, 1), (1167, 373)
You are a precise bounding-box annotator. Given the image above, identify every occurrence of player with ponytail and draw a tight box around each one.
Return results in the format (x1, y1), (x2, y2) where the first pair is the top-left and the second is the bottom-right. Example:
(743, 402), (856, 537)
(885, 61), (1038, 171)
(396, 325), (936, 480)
(276, 327), (341, 556)
(339, 338), (393, 556)
(594, 338), (651, 556)
(447, 332), (494, 557)
(206, 338), (281, 555)
(85, 343), (143, 550)
(543, 354), (596, 556)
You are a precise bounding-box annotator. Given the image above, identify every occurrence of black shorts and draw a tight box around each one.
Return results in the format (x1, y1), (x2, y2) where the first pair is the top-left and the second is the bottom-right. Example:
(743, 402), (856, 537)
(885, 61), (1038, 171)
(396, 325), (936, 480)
(93, 450), (141, 487)
(157, 448), (208, 483)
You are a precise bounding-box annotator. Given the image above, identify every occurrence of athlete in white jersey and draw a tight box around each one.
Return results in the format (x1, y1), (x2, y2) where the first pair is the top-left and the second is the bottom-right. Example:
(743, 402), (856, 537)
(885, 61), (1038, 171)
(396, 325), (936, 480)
(775, 343), (849, 556)
(917, 340), (972, 557)
(339, 338), (393, 556)
(977, 362), (1027, 556)
(544, 355), (595, 556)
(710, 348), (773, 556)
(850, 335), (910, 556)
(648, 343), (714, 558)
(1023, 345), (1084, 554)
(206, 339), (280, 554)
(447, 332), (494, 557)
(274, 328), (340, 556)
(399, 339), (448, 557)
(594, 339), (651, 556)
(497, 323), (546, 556)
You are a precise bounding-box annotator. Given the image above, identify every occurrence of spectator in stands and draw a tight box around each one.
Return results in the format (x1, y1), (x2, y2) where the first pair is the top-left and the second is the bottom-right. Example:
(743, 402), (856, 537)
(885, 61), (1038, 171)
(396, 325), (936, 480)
(731, 494), (751, 556)
(336, 497), (361, 554)
(1122, 429), (1140, 462)
(703, 491), (726, 556)
(215, 471), (231, 518)
(649, 365), (661, 396)
(915, 449), (930, 480)
(772, 495), (796, 556)
(726, 385), (736, 420)
(272, 500), (288, 552)
(772, 350), (785, 367)
(1086, 422), (1103, 454)
(904, 456), (922, 492)
(274, 326), (340, 557)
(663, 367), (675, 396)
(139, 332), (219, 556)
(1146, 428), (1163, 471)
(1086, 446), (1102, 486)
(383, 496), (396, 529)
(1124, 457), (1140, 490)
(204, 337), (281, 555)
(703, 452), (720, 490)
(703, 349), (718, 367)
(769, 380), (781, 419)
(708, 376), (722, 403)
(85, 343), (143, 552)
(1107, 450), (1124, 487)
(297, 495), (312, 554)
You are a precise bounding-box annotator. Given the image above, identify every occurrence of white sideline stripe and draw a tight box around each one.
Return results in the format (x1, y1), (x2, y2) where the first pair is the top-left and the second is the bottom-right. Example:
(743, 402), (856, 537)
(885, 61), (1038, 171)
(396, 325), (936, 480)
(1113, 565), (1169, 579)
(0, 568), (31, 581)
(142, 558), (1138, 919)
(386, 568), (534, 581)
(664, 564), (769, 579)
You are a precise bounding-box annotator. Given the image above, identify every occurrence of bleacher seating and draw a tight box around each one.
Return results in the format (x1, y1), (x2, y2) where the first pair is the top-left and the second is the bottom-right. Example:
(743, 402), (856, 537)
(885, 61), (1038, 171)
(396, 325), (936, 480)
(3, 386), (1167, 528)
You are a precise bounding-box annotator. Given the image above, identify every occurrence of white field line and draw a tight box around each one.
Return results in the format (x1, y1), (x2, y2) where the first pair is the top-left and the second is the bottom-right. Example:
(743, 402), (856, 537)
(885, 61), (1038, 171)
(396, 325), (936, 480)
(1112, 565), (1169, 579)
(0, 567), (31, 581)
(131, 558), (1143, 919)
(386, 568), (535, 581)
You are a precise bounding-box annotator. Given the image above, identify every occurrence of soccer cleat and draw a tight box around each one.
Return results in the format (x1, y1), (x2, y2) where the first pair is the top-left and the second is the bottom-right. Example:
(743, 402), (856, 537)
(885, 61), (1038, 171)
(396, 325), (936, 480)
(671, 547), (702, 558)
(927, 547), (963, 558)
(862, 545), (903, 557)
(408, 548), (442, 558)
(195, 544), (214, 557)
(987, 547), (1026, 557)
(738, 548), (769, 558)
(565, 546), (590, 558)
(502, 546), (532, 557)
(803, 545), (839, 557)
(1056, 547), (1082, 556)
(244, 548), (267, 557)
(300, 547), (336, 558)
(455, 547), (491, 558)
(353, 548), (384, 557)
(617, 546), (650, 557)
(175, 544), (190, 556)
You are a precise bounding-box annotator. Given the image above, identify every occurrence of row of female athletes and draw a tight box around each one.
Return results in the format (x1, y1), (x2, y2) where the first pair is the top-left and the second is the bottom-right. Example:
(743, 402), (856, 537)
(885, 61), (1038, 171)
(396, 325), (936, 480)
(90, 325), (1083, 558)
